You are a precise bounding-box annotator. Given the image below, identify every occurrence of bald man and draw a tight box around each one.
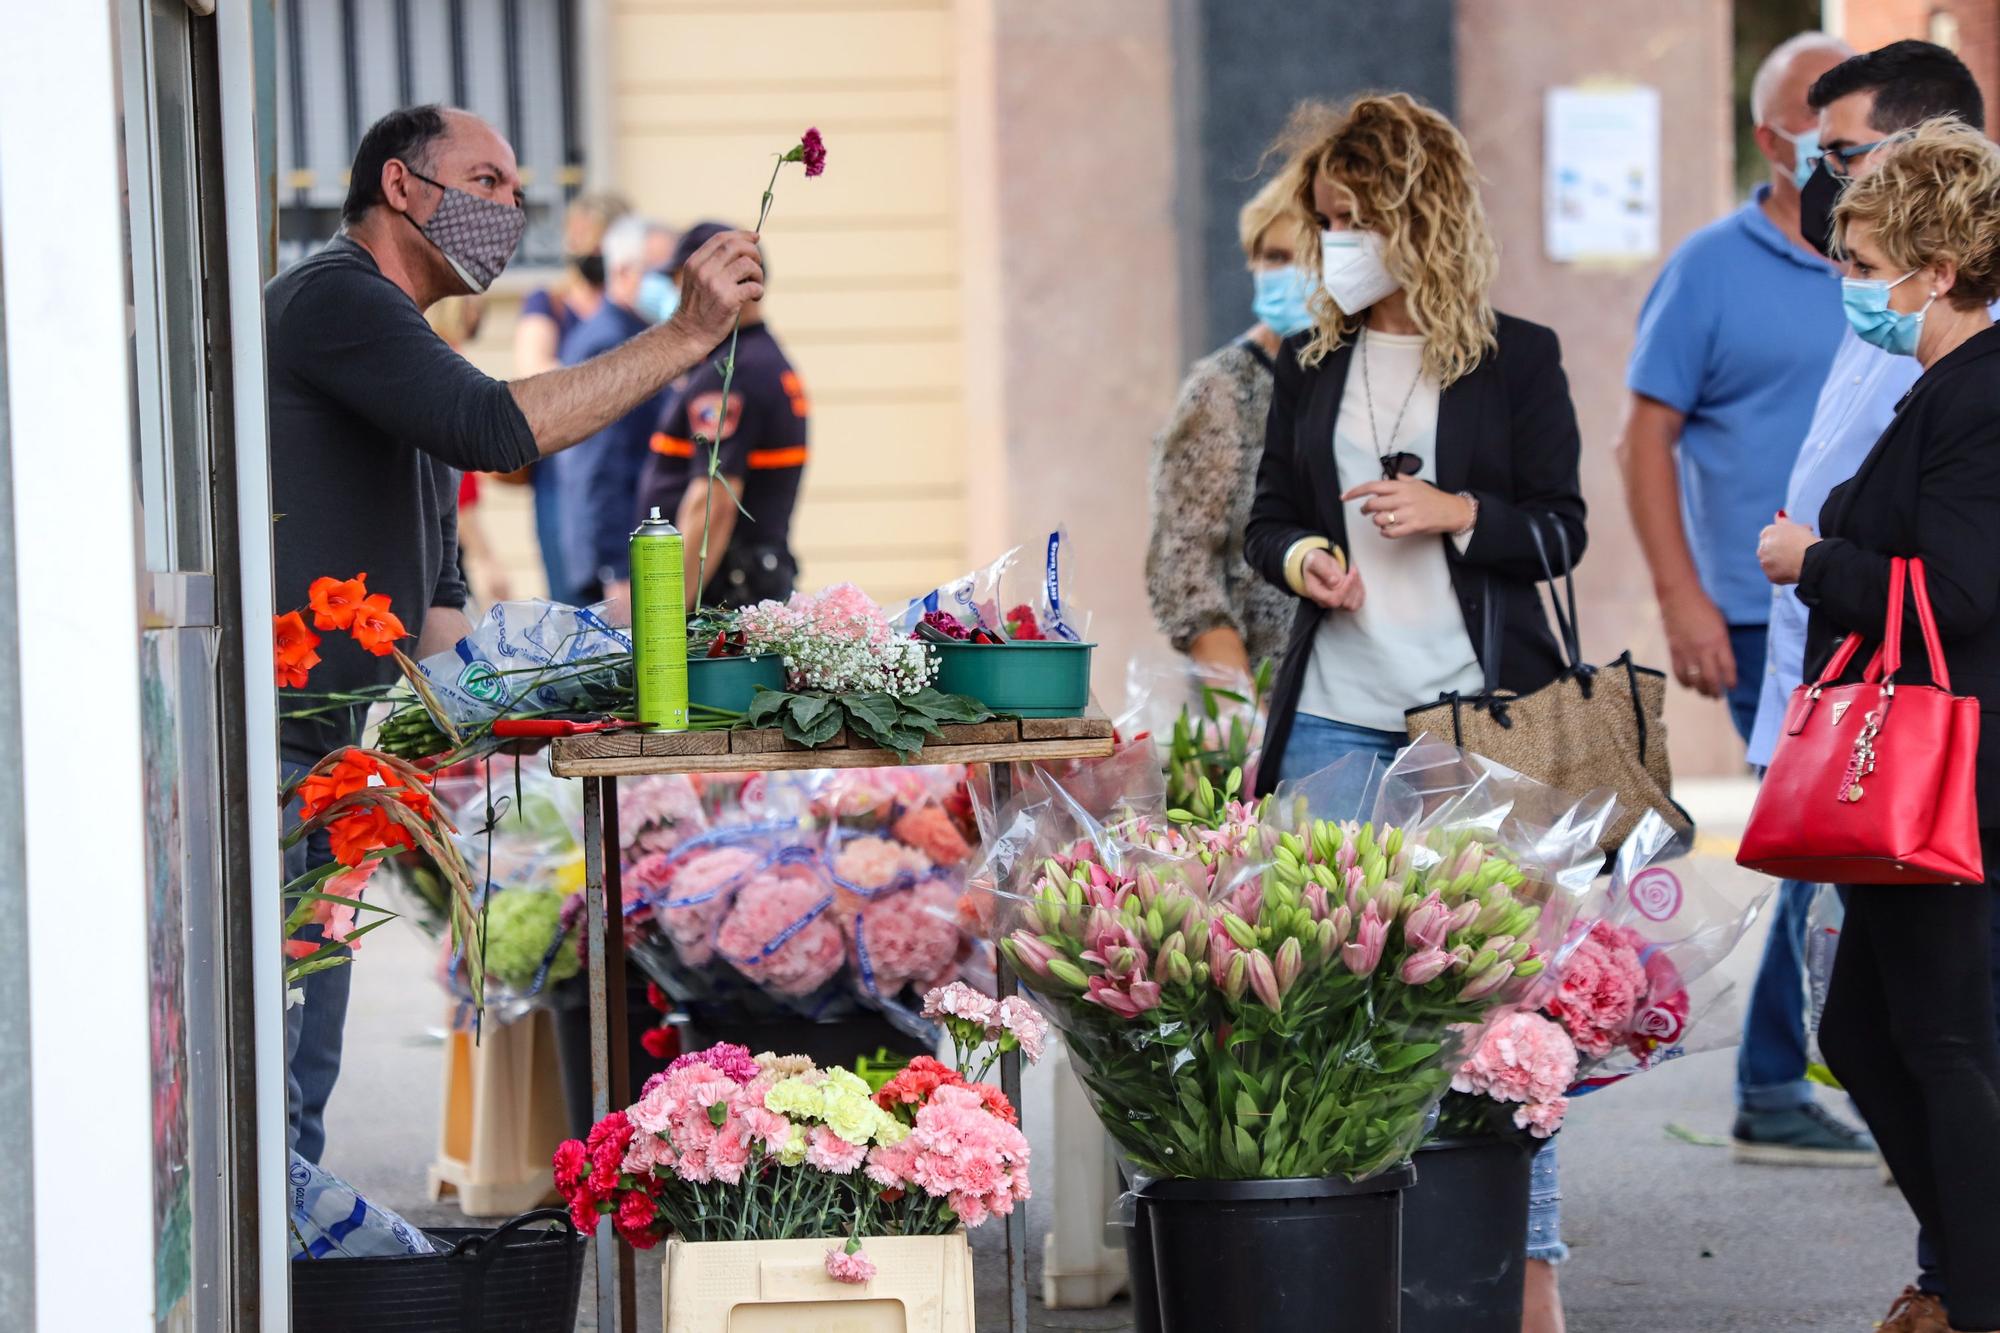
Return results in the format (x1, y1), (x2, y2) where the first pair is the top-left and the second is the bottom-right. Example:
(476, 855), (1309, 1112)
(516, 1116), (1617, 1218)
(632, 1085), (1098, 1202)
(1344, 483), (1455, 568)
(1615, 34), (1876, 1166)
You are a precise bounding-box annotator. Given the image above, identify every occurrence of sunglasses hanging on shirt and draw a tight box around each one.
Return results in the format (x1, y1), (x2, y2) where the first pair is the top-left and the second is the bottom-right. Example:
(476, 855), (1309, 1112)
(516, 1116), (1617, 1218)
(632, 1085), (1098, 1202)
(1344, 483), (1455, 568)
(1380, 451), (1422, 481)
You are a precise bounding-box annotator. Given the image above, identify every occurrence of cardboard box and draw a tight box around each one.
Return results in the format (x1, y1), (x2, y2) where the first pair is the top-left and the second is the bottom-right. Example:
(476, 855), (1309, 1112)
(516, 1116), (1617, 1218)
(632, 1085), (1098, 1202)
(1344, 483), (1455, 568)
(661, 1232), (975, 1332)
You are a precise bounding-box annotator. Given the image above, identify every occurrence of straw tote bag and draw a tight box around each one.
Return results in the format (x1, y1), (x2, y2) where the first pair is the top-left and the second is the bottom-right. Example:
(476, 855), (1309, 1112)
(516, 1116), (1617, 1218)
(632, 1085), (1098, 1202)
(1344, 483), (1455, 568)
(1738, 556), (1982, 885)
(1404, 520), (1692, 856)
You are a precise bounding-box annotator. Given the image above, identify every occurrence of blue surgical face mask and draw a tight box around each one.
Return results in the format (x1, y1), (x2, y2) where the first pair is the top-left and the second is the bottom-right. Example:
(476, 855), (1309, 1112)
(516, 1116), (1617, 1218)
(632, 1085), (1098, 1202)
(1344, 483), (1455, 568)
(1842, 269), (1934, 357)
(1787, 127), (1821, 190)
(1251, 265), (1315, 337)
(636, 270), (680, 325)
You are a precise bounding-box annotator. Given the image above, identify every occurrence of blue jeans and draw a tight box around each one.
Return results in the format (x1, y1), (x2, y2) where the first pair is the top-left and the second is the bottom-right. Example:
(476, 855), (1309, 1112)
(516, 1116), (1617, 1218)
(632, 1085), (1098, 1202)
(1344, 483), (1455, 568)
(1527, 1138), (1567, 1263)
(1282, 713), (1565, 1259)
(283, 753), (353, 1165)
(1276, 713), (1404, 784)
(1916, 880), (2000, 1298)
(1727, 625), (1816, 1113)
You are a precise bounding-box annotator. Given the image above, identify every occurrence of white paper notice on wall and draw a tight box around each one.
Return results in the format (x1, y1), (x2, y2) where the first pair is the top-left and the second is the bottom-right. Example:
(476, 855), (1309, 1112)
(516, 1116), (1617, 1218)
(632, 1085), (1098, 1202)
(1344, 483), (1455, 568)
(1544, 84), (1661, 264)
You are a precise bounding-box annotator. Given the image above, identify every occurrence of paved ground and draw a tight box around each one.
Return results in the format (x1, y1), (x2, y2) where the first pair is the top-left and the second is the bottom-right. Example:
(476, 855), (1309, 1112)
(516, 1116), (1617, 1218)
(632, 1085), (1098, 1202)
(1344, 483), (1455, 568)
(321, 779), (1913, 1332)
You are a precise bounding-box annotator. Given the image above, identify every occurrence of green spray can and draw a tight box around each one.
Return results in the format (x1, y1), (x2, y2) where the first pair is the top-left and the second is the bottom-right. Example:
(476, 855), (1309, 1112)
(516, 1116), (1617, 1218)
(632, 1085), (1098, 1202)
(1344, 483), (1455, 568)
(629, 506), (689, 731)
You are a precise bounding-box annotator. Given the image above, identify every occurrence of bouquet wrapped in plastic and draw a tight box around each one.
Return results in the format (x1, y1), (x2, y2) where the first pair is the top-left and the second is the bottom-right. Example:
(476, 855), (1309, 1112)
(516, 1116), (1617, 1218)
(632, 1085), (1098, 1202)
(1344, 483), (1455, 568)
(1440, 809), (1774, 1138)
(375, 756), (590, 1023)
(623, 767), (985, 1038)
(977, 738), (1614, 1181)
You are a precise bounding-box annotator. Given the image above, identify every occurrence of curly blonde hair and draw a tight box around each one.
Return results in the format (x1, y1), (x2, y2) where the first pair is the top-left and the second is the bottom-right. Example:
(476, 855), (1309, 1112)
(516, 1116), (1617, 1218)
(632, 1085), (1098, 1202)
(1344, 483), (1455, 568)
(1274, 94), (1498, 386)
(1835, 117), (2000, 309)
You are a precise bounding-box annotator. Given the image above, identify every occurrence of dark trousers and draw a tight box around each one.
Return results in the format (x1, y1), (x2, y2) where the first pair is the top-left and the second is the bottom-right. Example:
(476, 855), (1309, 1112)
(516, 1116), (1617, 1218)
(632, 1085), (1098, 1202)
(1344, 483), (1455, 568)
(1822, 867), (2000, 1330)
(1917, 885), (2000, 1298)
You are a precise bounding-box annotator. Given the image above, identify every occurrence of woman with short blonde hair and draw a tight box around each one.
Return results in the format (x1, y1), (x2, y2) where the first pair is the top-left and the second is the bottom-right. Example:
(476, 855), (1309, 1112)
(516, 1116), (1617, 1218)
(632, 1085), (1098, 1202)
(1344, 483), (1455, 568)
(1757, 118), (2000, 1333)
(1145, 114), (1330, 678)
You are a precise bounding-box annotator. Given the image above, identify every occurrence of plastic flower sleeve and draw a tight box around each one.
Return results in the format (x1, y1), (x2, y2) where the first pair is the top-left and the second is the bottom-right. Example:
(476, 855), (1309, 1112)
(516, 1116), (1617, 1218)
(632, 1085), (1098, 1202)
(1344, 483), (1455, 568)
(415, 756), (589, 1024)
(891, 528), (1091, 643)
(1555, 809), (1776, 1089)
(979, 739), (1622, 1181)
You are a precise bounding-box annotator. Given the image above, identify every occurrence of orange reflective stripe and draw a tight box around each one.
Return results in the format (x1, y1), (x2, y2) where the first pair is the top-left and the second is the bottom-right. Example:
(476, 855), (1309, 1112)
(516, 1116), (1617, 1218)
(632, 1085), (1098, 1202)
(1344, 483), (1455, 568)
(650, 433), (695, 457)
(747, 446), (808, 470)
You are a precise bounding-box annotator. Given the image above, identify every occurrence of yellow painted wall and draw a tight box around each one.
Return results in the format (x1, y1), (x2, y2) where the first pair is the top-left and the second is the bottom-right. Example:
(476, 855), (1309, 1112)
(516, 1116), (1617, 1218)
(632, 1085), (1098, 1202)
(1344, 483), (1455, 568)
(605, 0), (972, 604)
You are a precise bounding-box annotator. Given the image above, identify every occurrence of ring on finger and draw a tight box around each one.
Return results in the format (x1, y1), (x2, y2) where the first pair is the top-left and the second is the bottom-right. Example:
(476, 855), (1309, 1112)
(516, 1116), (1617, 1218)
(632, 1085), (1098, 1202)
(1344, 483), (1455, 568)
(1386, 512), (1398, 527)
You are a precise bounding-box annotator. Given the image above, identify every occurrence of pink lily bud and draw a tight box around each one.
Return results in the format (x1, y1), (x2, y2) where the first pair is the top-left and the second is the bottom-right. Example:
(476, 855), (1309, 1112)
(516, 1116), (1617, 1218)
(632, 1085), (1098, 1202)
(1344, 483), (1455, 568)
(1372, 883), (1403, 922)
(1005, 930), (1060, 982)
(1229, 879), (1264, 923)
(1456, 961), (1516, 1003)
(1135, 865), (1160, 907)
(1404, 892), (1450, 953)
(1398, 947), (1455, 986)
(1445, 900), (1482, 936)
(1222, 952), (1250, 1002)
(1304, 882), (1331, 921)
(1274, 936), (1304, 996)
(1329, 904), (1353, 951)
(1448, 944), (1475, 972)
(1246, 948), (1282, 1011)
(1342, 905), (1389, 977)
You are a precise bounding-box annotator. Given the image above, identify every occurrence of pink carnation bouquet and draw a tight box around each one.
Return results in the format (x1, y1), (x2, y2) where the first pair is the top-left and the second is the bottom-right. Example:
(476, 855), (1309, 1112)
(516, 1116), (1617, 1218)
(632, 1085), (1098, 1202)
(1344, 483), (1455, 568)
(553, 984), (1039, 1263)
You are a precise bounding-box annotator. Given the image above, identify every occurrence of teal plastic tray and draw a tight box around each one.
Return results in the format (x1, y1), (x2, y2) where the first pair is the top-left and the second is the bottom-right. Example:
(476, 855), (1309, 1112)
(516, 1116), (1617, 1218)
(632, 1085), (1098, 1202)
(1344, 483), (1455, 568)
(931, 640), (1093, 718)
(687, 653), (785, 715)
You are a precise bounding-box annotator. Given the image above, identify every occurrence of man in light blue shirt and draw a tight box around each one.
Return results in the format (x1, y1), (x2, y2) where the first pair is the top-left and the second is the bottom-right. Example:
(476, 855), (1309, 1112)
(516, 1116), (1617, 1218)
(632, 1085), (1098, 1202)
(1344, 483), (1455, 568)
(1745, 40), (1987, 1332)
(1617, 32), (1870, 1164)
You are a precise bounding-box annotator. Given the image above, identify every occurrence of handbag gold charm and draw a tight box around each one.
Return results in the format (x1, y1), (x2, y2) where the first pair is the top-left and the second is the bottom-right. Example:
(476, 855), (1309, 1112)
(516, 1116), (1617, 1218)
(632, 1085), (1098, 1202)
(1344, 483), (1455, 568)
(1838, 708), (1882, 803)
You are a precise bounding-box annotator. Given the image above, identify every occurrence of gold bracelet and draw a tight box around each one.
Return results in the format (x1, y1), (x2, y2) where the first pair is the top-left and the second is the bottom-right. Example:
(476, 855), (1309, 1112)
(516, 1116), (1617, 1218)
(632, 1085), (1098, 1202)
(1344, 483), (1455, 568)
(1283, 537), (1332, 595)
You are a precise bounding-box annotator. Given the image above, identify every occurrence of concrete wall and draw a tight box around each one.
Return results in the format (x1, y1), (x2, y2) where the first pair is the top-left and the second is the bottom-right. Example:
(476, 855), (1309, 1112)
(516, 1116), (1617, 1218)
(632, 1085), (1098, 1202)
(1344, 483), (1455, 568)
(1458, 0), (1743, 778)
(959, 0), (1188, 701)
(1185, 0), (1455, 355)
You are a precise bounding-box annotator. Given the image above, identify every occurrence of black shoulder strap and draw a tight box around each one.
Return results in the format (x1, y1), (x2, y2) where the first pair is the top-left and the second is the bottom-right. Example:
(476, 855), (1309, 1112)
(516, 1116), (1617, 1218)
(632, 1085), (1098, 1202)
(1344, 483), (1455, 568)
(1527, 517), (1583, 670)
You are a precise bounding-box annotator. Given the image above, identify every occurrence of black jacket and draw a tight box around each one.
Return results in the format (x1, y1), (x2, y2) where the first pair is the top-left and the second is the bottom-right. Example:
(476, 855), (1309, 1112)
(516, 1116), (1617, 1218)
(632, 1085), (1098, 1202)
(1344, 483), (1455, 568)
(1243, 314), (1588, 793)
(1800, 320), (2000, 826)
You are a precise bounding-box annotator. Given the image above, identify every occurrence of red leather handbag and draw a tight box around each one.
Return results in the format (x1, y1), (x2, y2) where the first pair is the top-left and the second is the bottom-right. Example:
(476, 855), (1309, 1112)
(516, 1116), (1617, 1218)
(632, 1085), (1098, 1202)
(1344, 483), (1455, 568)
(1738, 556), (1984, 885)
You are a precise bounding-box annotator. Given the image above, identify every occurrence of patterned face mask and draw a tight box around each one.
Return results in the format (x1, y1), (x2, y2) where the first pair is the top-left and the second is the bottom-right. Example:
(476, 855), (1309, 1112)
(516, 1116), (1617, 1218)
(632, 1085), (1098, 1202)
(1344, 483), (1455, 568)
(401, 168), (526, 293)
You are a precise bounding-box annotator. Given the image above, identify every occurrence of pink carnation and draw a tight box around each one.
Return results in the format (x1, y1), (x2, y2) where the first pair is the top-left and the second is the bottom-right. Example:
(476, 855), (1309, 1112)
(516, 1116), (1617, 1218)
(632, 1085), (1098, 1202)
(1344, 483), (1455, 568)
(653, 846), (760, 967)
(864, 1082), (1029, 1230)
(619, 776), (704, 855)
(1514, 1096), (1569, 1138)
(1452, 1011), (1578, 1137)
(1546, 920), (1647, 1059)
(825, 1245), (874, 1285)
(922, 980), (996, 1028)
(715, 867), (845, 996)
(893, 803), (973, 867)
(833, 834), (930, 895)
(853, 882), (962, 997)
(805, 1124), (869, 1174)
(995, 996), (1047, 1062)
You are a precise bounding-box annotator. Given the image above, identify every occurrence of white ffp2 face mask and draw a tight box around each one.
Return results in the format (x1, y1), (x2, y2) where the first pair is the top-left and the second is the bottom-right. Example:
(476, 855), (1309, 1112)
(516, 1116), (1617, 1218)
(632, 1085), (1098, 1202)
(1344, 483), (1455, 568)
(1320, 230), (1399, 315)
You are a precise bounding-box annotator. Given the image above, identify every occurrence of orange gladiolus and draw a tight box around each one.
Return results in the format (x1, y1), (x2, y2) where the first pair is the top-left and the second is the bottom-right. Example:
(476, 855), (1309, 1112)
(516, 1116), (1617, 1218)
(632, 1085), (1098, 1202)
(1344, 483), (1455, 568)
(308, 572), (370, 631)
(349, 593), (408, 657)
(327, 806), (397, 867)
(273, 612), (321, 689)
(297, 748), (384, 821)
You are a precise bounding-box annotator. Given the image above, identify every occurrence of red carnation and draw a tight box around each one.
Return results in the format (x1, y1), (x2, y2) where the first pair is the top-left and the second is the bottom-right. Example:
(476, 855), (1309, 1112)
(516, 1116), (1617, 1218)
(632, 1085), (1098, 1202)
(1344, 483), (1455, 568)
(552, 1138), (589, 1190)
(640, 1026), (676, 1060)
(874, 1055), (964, 1116)
(585, 1111), (635, 1191)
(615, 1189), (658, 1237)
(568, 1194), (602, 1235)
(967, 1079), (1019, 1125)
(800, 127), (827, 178)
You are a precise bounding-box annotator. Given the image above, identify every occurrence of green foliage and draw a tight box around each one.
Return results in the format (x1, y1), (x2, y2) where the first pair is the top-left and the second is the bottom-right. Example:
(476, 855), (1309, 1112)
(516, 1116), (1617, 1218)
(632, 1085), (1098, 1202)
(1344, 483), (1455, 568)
(1165, 658), (1272, 825)
(745, 686), (994, 759)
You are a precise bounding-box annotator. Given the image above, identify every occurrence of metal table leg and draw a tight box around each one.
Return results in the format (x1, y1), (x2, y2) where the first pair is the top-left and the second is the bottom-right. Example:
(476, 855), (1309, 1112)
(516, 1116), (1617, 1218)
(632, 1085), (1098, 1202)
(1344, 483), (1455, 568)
(584, 776), (636, 1333)
(989, 761), (1030, 1333)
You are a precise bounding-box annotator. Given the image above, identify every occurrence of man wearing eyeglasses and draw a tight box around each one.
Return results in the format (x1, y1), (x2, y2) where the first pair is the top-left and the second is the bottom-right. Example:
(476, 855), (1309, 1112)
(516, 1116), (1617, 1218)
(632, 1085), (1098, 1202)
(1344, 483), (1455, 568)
(1617, 31), (1867, 1169)
(1744, 41), (1988, 1333)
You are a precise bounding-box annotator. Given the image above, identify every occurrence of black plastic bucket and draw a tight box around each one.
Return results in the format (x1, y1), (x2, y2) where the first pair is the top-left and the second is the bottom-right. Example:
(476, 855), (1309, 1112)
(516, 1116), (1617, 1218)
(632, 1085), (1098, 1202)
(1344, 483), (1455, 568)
(1142, 1165), (1415, 1332)
(1119, 1172), (1163, 1333)
(1400, 1136), (1535, 1332)
(290, 1208), (585, 1333)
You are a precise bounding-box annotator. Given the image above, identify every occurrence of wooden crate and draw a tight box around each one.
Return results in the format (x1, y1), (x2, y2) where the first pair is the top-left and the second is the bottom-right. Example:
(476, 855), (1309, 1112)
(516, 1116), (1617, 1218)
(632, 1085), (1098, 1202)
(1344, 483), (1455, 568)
(548, 717), (1115, 778)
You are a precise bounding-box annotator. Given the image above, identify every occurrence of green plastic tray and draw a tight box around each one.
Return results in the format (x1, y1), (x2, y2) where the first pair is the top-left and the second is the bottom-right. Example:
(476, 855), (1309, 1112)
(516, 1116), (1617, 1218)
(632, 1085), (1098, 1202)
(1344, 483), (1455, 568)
(687, 653), (785, 715)
(931, 640), (1094, 718)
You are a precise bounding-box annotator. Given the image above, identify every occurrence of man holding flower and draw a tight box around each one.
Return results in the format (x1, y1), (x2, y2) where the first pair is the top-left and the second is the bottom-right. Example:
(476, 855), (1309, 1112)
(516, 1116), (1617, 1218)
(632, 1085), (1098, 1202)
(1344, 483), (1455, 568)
(266, 102), (763, 1161)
